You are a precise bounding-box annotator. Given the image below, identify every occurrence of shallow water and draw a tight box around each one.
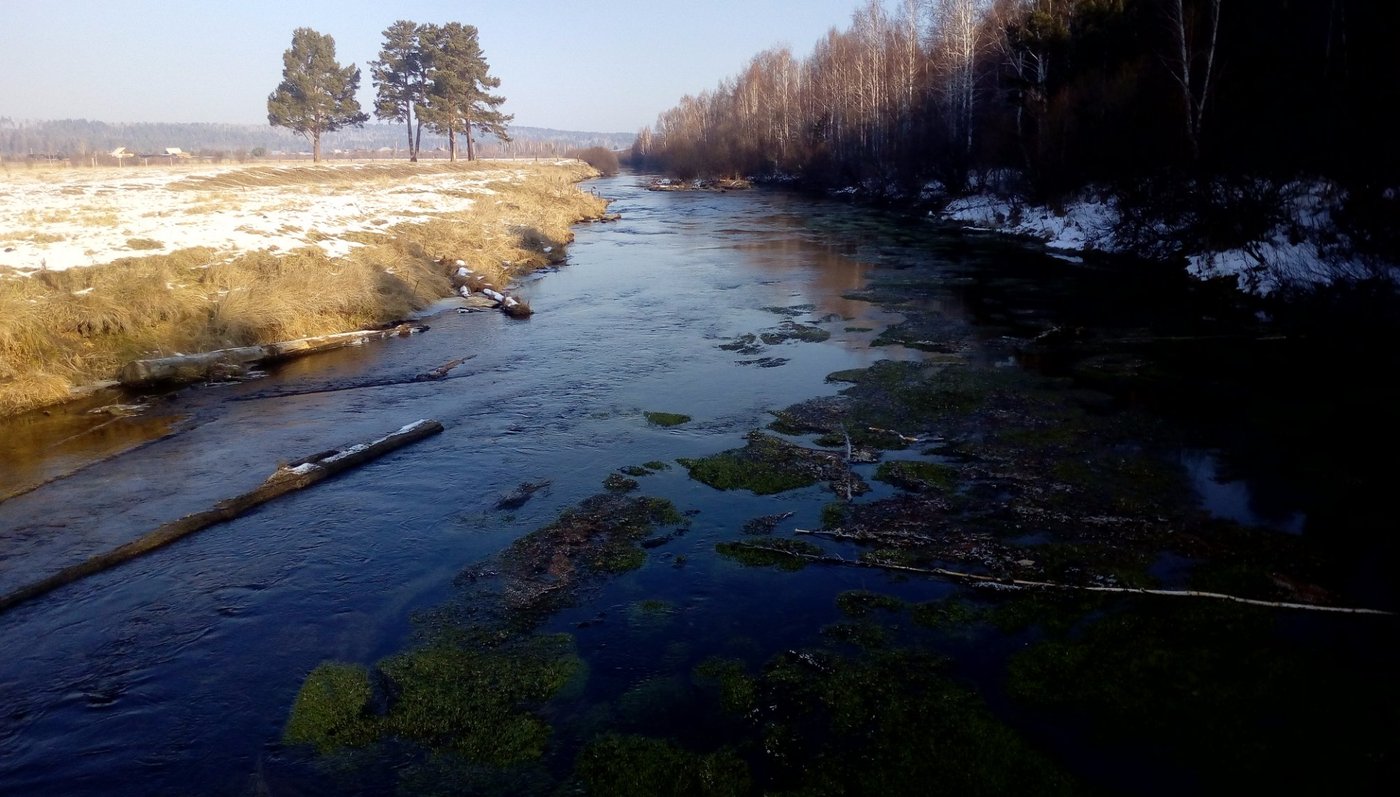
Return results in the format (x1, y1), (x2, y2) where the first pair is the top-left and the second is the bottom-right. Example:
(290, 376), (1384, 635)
(0, 173), (1392, 795)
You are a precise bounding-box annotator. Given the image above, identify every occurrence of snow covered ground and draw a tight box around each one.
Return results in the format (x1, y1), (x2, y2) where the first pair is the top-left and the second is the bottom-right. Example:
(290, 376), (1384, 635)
(938, 182), (1396, 296)
(0, 161), (531, 274)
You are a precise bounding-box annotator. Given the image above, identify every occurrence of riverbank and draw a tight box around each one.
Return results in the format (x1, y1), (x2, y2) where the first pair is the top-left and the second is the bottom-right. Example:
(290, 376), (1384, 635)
(0, 159), (607, 415)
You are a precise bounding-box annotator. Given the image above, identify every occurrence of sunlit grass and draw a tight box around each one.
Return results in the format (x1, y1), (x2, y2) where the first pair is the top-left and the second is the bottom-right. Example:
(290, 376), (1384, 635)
(0, 160), (606, 415)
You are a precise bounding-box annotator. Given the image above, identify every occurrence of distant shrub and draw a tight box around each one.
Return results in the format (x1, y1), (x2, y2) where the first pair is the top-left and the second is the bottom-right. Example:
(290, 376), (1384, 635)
(569, 146), (620, 176)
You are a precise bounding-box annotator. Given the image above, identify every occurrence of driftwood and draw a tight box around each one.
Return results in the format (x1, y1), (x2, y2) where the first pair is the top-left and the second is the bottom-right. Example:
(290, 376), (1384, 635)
(118, 323), (427, 388)
(733, 542), (1394, 616)
(0, 419), (445, 615)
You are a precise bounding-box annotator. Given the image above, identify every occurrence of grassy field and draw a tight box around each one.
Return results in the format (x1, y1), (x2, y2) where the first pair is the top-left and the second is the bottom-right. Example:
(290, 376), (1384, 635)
(0, 160), (607, 416)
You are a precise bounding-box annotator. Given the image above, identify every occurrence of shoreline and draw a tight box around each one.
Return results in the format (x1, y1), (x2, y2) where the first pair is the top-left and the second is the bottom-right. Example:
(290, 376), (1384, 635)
(0, 160), (608, 417)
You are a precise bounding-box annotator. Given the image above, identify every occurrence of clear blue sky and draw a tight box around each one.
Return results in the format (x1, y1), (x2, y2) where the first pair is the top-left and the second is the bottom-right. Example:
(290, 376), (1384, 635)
(0, 0), (881, 133)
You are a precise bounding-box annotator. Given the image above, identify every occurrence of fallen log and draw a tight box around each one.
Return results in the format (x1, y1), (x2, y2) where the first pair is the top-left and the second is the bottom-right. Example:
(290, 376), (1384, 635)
(118, 323), (427, 388)
(0, 419), (445, 615)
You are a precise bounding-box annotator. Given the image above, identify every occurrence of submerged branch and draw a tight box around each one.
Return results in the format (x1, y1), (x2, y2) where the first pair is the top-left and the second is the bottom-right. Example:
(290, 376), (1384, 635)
(735, 543), (1394, 616)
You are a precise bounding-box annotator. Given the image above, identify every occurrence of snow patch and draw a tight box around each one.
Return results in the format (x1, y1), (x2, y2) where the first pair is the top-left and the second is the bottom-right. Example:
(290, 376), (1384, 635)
(0, 164), (529, 272)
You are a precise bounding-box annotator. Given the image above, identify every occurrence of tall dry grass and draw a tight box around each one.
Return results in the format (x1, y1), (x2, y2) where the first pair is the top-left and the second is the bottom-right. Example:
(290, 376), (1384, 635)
(0, 160), (605, 416)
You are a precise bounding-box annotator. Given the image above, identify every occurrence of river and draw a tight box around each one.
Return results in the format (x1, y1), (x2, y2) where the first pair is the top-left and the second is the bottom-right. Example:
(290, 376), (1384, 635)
(1, 172), (1395, 795)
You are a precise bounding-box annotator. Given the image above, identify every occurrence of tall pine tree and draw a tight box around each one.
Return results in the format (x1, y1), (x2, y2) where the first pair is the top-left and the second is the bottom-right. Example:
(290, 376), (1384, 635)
(419, 23), (512, 162)
(370, 21), (430, 162)
(267, 28), (368, 162)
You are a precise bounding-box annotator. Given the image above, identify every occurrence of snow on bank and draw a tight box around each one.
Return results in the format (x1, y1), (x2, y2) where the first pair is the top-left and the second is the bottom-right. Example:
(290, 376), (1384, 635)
(938, 182), (1397, 296)
(0, 161), (527, 274)
(941, 193), (1119, 253)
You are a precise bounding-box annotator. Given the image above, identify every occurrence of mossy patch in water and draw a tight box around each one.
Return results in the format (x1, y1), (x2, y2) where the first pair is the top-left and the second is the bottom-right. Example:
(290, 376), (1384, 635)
(716, 538), (824, 571)
(486, 494), (685, 620)
(642, 460), (671, 471)
(760, 321), (831, 345)
(286, 635), (583, 768)
(618, 465), (651, 477)
(616, 676), (691, 726)
(604, 473), (640, 492)
(718, 333), (763, 355)
(820, 501), (848, 529)
(911, 597), (983, 630)
(750, 648), (1078, 794)
(874, 459), (958, 492)
(737, 513), (783, 536)
(644, 411), (692, 427)
(1007, 600), (1400, 792)
(626, 599), (677, 630)
(574, 734), (751, 797)
(821, 622), (888, 649)
(1020, 541), (1156, 588)
(376, 634), (581, 765)
(679, 431), (864, 496)
(762, 303), (815, 317)
(693, 657), (757, 716)
(283, 662), (378, 754)
(835, 589), (905, 617)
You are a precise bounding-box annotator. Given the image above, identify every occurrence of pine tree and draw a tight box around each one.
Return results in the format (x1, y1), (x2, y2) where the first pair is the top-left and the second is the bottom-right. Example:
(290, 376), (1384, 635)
(370, 20), (429, 162)
(419, 23), (512, 162)
(267, 28), (368, 163)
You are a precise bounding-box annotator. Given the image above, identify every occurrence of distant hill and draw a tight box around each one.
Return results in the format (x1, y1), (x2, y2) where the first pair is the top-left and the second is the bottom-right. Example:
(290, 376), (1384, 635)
(0, 118), (634, 159)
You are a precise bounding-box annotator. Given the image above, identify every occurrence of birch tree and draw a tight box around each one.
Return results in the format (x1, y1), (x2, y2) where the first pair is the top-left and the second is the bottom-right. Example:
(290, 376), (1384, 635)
(931, 0), (993, 181)
(1165, 0), (1222, 162)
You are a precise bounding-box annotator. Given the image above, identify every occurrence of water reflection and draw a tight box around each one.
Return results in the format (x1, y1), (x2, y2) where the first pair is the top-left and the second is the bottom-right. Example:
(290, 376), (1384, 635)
(1180, 449), (1306, 534)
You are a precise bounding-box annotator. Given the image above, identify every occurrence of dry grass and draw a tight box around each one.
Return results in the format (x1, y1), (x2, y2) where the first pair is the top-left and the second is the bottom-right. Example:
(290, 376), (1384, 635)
(0, 160), (605, 416)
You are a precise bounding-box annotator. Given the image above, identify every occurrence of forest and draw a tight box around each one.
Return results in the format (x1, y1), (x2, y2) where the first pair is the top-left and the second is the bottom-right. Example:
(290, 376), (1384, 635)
(633, 0), (1397, 268)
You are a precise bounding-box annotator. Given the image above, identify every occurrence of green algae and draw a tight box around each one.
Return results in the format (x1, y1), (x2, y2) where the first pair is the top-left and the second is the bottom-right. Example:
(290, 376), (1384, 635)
(377, 634), (581, 766)
(820, 501), (848, 529)
(692, 657), (757, 716)
(283, 662), (377, 754)
(626, 598), (677, 630)
(874, 459), (958, 492)
(679, 431), (859, 495)
(760, 321), (830, 345)
(835, 589), (905, 618)
(1007, 600), (1399, 793)
(284, 635), (583, 767)
(619, 465), (651, 477)
(604, 473), (640, 492)
(644, 411), (692, 427)
(575, 734), (751, 797)
(821, 621), (888, 649)
(642, 460), (671, 471)
(715, 538), (824, 571)
(911, 597), (983, 630)
(751, 648), (1078, 794)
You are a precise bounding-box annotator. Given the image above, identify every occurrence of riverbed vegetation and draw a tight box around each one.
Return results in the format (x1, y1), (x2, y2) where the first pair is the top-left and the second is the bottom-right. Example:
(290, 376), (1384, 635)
(0, 159), (606, 416)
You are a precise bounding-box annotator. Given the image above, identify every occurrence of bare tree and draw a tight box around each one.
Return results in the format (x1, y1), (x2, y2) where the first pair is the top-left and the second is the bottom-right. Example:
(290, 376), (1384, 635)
(1165, 0), (1222, 162)
(930, 0), (994, 184)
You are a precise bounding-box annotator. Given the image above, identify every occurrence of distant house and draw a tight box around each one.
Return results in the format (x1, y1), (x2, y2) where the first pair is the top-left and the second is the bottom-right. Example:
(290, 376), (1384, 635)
(110, 146), (132, 160)
(164, 147), (190, 158)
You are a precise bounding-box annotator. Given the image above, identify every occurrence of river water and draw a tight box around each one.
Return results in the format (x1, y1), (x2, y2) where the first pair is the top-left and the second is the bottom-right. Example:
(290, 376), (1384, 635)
(1, 172), (1394, 795)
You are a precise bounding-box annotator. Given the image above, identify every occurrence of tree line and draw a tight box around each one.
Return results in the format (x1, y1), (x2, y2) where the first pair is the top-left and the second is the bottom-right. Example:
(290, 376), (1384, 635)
(632, 0), (1397, 211)
(267, 22), (510, 163)
(0, 119), (631, 162)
